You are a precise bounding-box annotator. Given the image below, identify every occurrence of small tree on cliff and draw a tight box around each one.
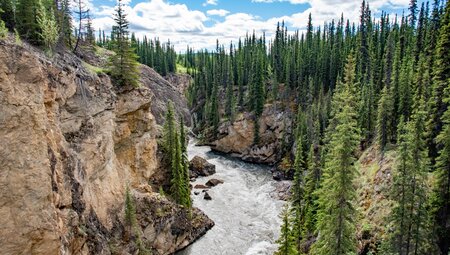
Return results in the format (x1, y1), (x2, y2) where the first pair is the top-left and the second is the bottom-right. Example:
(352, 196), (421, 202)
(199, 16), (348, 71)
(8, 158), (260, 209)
(108, 0), (140, 87)
(162, 103), (191, 208)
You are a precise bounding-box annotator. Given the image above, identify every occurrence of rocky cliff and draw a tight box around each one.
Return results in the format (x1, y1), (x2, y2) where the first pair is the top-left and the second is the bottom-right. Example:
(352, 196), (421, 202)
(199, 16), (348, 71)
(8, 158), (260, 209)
(207, 103), (293, 164)
(0, 39), (212, 255)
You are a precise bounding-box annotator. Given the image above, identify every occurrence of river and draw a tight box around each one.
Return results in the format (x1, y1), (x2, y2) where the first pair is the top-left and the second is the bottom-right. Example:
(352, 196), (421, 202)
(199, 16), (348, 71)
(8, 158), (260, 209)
(177, 141), (285, 255)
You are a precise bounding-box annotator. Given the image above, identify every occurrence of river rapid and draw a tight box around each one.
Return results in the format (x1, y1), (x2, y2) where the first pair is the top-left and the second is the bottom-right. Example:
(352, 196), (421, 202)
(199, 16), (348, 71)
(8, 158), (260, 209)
(177, 141), (285, 255)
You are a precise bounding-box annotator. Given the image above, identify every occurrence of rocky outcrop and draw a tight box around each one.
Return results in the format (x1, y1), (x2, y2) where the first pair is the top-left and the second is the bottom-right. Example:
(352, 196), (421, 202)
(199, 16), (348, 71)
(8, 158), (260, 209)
(165, 73), (192, 94)
(140, 66), (191, 126)
(0, 39), (211, 255)
(209, 104), (293, 164)
(189, 156), (216, 178)
(356, 145), (396, 254)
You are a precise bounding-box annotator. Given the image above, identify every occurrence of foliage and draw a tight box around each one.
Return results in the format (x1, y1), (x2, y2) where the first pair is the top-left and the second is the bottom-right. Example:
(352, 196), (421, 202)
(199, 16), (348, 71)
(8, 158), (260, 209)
(108, 0), (140, 87)
(37, 0), (59, 51)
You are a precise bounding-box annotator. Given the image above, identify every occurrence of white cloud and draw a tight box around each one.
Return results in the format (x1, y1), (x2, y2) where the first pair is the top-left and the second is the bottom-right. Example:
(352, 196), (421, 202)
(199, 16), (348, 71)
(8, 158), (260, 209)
(203, 0), (218, 7)
(206, 9), (230, 17)
(91, 0), (412, 52)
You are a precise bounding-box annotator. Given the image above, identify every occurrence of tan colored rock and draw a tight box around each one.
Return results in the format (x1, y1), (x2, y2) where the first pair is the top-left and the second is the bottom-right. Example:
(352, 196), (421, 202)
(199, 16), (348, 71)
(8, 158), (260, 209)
(0, 39), (212, 255)
(211, 104), (292, 164)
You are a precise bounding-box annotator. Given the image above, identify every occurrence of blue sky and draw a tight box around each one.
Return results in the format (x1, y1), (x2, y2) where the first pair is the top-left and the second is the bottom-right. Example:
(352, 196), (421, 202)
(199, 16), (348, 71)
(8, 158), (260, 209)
(89, 0), (425, 51)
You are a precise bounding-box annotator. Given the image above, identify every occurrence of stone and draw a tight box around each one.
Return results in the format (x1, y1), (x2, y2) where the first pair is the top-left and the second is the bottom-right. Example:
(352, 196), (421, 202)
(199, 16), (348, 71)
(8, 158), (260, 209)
(203, 192), (212, 200)
(194, 184), (209, 189)
(205, 178), (224, 187)
(189, 156), (216, 178)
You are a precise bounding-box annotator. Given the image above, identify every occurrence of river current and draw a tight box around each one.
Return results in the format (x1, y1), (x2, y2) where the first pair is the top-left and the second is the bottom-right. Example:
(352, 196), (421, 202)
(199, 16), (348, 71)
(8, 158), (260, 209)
(177, 141), (284, 255)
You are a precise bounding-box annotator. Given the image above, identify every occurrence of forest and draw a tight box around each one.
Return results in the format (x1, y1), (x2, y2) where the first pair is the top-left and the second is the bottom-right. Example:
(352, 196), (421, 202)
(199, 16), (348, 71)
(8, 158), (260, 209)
(0, 0), (449, 254)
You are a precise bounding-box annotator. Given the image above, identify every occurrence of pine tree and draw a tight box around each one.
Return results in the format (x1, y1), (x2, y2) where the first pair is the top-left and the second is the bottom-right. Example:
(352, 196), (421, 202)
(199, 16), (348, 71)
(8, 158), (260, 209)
(387, 98), (436, 254)
(275, 204), (298, 255)
(290, 136), (305, 251)
(36, 0), (58, 51)
(16, 0), (41, 44)
(428, 0), (450, 164)
(108, 0), (140, 87)
(377, 85), (394, 151)
(431, 3), (450, 253)
(0, 0), (15, 31)
(124, 185), (137, 233)
(311, 54), (359, 255)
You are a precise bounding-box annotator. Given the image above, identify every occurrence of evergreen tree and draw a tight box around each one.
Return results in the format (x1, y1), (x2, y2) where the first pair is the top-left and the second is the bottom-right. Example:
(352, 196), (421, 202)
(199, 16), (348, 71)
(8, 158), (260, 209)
(377, 85), (394, 151)
(428, 0), (450, 162)
(108, 0), (140, 87)
(431, 3), (450, 253)
(387, 99), (435, 254)
(275, 204), (298, 255)
(124, 185), (137, 234)
(311, 54), (360, 255)
(0, 0), (15, 31)
(36, 0), (58, 51)
(290, 136), (305, 251)
(16, 0), (41, 44)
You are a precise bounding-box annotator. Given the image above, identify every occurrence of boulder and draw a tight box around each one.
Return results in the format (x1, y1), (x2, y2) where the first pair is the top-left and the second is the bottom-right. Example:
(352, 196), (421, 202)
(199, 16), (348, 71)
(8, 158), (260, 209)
(205, 178), (224, 187)
(194, 184), (209, 189)
(203, 192), (212, 200)
(189, 156), (216, 178)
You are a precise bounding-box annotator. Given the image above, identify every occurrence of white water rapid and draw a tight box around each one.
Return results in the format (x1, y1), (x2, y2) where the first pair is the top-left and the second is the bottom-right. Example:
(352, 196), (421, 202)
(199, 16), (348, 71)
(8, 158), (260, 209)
(177, 140), (285, 255)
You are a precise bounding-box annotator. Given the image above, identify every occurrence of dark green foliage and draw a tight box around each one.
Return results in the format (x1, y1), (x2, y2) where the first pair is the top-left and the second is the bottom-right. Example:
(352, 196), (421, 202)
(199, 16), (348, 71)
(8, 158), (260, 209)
(162, 103), (191, 209)
(387, 99), (436, 254)
(124, 185), (137, 229)
(108, 0), (140, 87)
(0, 0), (15, 30)
(135, 37), (177, 76)
(311, 54), (360, 255)
(275, 204), (298, 255)
(431, 2), (450, 253)
(16, 0), (41, 44)
(377, 85), (394, 151)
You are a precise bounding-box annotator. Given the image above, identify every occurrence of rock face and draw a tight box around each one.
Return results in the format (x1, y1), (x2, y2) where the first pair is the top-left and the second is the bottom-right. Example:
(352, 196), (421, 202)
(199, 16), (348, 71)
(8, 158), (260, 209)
(189, 156), (216, 178)
(0, 39), (211, 255)
(165, 73), (192, 94)
(140, 66), (191, 126)
(210, 104), (293, 164)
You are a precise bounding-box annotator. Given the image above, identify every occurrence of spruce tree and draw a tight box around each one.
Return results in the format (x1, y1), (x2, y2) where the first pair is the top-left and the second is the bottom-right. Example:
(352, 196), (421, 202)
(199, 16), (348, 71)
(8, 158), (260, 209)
(275, 204), (298, 255)
(16, 0), (41, 44)
(36, 0), (58, 51)
(290, 136), (305, 251)
(311, 54), (360, 255)
(0, 0), (15, 31)
(427, 0), (450, 163)
(377, 85), (394, 151)
(108, 0), (140, 87)
(387, 99), (435, 254)
(431, 3), (450, 253)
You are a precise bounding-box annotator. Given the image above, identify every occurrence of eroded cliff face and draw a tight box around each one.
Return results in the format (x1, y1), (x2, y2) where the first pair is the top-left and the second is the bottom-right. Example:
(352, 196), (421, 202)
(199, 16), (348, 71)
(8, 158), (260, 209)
(209, 104), (293, 164)
(0, 39), (212, 255)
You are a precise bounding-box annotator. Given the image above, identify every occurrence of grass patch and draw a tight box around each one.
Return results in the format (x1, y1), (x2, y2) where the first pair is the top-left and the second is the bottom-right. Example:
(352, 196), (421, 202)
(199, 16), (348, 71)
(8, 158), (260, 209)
(83, 61), (106, 75)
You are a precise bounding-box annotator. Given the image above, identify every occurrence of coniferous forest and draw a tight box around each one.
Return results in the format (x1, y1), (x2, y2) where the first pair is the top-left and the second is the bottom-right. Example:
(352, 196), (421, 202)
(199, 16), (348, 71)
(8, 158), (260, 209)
(0, 0), (449, 254)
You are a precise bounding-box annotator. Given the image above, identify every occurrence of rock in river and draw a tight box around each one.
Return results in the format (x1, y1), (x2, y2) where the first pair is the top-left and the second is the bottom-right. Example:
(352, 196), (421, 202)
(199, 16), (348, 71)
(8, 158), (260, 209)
(204, 192), (212, 200)
(189, 156), (216, 178)
(205, 178), (224, 187)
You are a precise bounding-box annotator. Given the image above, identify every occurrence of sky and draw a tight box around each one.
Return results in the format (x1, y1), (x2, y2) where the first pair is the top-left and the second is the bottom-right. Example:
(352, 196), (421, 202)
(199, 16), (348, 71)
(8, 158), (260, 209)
(88, 0), (424, 51)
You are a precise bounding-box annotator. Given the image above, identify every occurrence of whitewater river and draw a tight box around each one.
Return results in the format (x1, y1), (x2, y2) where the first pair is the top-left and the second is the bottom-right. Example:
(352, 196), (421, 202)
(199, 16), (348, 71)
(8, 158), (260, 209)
(177, 141), (285, 255)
